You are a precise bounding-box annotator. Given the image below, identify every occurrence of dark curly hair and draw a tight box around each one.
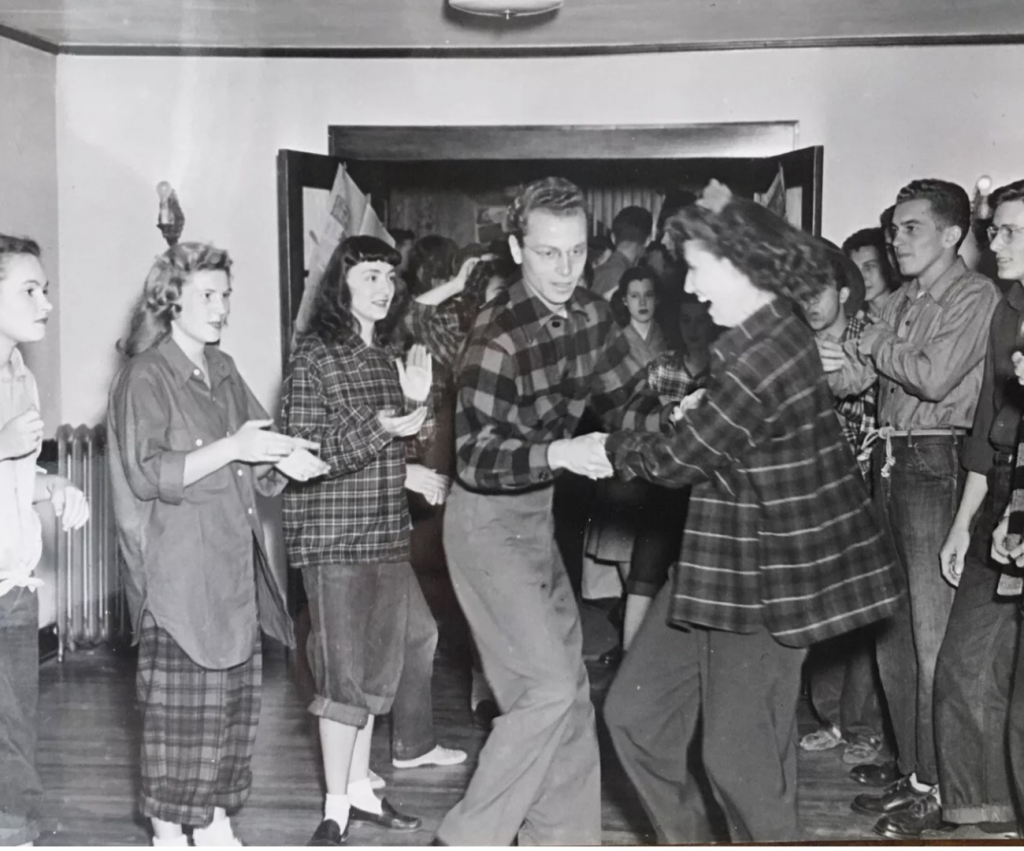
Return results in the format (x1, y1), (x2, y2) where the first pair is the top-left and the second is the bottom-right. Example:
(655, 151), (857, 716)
(989, 179), (1024, 214)
(894, 179), (971, 249)
(666, 198), (832, 306)
(0, 234), (41, 282)
(408, 234), (458, 297)
(306, 235), (404, 348)
(506, 177), (587, 244)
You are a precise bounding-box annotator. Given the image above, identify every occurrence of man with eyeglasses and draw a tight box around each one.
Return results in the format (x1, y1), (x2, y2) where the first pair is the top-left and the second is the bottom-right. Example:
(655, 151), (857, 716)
(434, 177), (667, 846)
(925, 179), (1024, 841)
(818, 178), (1000, 838)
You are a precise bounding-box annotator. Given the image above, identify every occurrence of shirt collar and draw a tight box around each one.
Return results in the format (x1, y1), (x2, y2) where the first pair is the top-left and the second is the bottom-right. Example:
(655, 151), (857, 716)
(158, 335), (231, 389)
(0, 347), (29, 382)
(506, 277), (589, 342)
(1006, 280), (1024, 311)
(907, 257), (968, 305)
(712, 298), (791, 363)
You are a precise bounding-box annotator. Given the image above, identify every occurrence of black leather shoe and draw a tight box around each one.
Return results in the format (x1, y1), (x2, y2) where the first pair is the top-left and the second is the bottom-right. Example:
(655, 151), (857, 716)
(472, 698), (499, 731)
(349, 798), (422, 831)
(873, 793), (953, 839)
(851, 776), (927, 816)
(849, 760), (902, 787)
(307, 818), (349, 846)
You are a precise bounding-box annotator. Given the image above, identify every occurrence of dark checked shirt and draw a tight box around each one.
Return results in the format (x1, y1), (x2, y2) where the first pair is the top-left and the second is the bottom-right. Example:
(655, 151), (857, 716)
(962, 281), (1024, 475)
(404, 299), (465, 373)
(645, 349), (706, 401)
(605, 299), (902, 648)
(282, 331), (424, 568)
(107, 336), (293, 669)
(829, 314), (877, 470)
(454, 278), (667, 493)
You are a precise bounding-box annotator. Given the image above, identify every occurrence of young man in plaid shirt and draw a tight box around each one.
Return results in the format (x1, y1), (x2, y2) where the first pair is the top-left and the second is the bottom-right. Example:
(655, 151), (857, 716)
(435, 178), (667, 846)
(797, 243), (888, 769)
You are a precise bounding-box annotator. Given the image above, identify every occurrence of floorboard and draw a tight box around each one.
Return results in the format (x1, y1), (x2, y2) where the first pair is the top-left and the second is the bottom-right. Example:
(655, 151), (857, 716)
(33, 642), (918, 846)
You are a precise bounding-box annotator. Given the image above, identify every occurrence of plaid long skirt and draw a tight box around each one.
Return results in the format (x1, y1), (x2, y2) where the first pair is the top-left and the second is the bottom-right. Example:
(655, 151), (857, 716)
(136, 614), (262, 828)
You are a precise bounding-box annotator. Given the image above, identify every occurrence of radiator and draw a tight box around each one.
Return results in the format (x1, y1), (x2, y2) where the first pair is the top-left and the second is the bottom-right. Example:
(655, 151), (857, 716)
(54, 424), (127, 661)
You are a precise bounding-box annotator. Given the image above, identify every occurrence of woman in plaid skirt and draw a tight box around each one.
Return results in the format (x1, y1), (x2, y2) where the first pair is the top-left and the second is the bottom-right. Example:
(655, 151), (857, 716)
(107, 242), (327, 846)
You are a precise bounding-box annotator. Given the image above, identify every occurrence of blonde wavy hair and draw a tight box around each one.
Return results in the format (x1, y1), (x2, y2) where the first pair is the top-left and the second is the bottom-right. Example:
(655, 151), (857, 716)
(119, 242), (232, 357)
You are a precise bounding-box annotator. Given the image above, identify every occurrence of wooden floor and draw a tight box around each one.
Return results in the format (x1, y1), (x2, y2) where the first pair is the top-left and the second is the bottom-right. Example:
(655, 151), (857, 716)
(29, 637), (919, 847)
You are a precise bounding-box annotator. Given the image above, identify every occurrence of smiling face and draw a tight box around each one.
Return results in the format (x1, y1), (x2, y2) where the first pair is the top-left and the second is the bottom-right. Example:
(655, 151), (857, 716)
(346, 260), (397, 334)
(625, 277), (657, 324)
(682, 240), (759, 328)
(890, 198), (960, 280)
(0, 253), (53, 347)
(989, 199), (1024, 283)
(509, 208), (588, 312)
(172, 269), (231, 347)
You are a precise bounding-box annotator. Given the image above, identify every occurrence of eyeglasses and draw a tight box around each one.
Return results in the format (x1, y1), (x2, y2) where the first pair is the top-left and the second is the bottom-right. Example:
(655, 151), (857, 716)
(986, 224), (1024, 244)
(523, 244), (587, 267)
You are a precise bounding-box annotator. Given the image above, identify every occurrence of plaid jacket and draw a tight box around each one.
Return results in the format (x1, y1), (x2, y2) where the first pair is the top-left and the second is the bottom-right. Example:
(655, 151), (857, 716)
(833, 314), (877, 476)
(454, 278), (666, 493)
(281, 332), (421, 568)
(605, 300), (903, 647)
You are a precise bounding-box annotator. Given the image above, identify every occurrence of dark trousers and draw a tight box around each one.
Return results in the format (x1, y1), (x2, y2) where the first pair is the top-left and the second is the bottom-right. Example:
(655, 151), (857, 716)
(934, 460), (1019, 823)
(1008, 608), (1024, 823)
(807, 628), (884, 741)
(0, 588), (41, 846)
(873, 434), (961, 784)
(438, 484), (600, 846)
(604, 582), (807, 843)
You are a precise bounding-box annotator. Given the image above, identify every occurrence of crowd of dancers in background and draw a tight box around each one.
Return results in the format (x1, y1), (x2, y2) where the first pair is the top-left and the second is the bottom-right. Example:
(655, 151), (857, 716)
(4, 169), (1024, 845)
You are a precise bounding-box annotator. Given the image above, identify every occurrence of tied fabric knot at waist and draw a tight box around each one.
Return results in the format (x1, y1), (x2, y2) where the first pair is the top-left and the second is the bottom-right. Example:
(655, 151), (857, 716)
(0, 568), (43, 600)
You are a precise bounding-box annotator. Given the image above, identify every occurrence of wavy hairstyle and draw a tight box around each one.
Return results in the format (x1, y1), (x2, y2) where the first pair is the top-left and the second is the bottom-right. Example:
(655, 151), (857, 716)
(120, 242), (232, 358)
(306, 235), (403, 348)
(894, 179), (971, 248)
(666, 198), (832, 307)
(0, 234), (41, 282)
(506, 177), (587, 244)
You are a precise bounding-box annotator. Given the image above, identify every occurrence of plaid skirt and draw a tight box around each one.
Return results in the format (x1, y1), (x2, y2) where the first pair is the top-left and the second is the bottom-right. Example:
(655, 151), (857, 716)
(136, 614), (262, 828)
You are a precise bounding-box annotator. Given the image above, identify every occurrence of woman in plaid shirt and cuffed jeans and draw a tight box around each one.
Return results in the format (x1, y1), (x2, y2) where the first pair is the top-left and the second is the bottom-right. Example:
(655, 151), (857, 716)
(602, 188), (904, 843)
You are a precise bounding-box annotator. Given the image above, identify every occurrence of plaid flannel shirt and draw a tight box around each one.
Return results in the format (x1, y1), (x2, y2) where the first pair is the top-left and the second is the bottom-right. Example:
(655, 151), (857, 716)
(404, 299), (465, 373)
(645, 350), (707, 401)
(454, 278), (667, 493)
(833, 314), (877, 472)
(281, 332), (426, 568)
(605, 299), (902, 647)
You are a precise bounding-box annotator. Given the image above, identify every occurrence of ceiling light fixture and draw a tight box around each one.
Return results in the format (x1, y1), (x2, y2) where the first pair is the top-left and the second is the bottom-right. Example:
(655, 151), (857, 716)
(447, 0), (563, 19)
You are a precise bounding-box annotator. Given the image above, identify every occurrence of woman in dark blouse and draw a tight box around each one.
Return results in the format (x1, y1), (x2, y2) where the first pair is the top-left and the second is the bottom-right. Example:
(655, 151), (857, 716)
(107, 242), (325, 847)
(601, 186), (902, 843)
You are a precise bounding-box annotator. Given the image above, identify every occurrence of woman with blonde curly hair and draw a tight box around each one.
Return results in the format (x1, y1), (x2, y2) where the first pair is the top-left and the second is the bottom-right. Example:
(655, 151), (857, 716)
(107, 242), (325, 846)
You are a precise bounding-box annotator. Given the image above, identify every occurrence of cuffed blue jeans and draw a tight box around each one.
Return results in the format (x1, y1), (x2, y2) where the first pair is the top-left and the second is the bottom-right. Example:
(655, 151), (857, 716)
(872, 432), (962, 785)
(0, 588), (42, 847)
(934, 457), (1019, 824)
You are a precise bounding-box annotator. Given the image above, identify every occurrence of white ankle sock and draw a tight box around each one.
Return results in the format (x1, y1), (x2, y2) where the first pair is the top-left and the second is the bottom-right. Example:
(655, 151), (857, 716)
(908, 772), (935, 794)
(192, 816), (240, 847)
(324, 792), (350, 826)
(151, 835), (189, 847)
(470, 669), (494, 710)
(347, 778), (382, 814)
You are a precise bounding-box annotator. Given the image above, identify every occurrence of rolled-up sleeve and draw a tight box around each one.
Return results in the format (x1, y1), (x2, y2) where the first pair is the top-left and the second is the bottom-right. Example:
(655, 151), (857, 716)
(112, 372), (186, 505)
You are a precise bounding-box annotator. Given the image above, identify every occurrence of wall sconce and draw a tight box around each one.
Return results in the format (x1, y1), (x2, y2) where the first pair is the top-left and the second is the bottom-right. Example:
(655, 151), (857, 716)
(156, 181), (185, 247)
(447, 0), (563, 19)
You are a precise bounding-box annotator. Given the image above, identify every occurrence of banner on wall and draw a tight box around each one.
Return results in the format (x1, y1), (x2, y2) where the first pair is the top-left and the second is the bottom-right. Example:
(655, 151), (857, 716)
(292, 164), (394, 343)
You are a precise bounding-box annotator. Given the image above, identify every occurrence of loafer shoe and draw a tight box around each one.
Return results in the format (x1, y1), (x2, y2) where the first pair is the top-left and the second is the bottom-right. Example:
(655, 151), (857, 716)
(393, 745), (467, 769)
(851, 776), (926, 816)
(849, 760), (901, 787)
(349, 798), (422, 832)
(307, 819), (349, 846)
(873, 793), (953, 839)
(472, 699), (500, 731)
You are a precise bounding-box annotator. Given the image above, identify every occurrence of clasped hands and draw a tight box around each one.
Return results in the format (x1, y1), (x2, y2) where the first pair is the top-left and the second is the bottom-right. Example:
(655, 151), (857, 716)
(549, 433), (614, 480)
(816, 324), (888, 373)
(232, 419), (328, 482)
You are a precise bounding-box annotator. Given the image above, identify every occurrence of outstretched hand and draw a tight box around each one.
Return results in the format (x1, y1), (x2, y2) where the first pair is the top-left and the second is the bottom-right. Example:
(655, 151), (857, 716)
(397, 345), (433, 404)
(232, 419), (319, 464)
(548, 433), (614, 480)
(378, 407), (428, 438)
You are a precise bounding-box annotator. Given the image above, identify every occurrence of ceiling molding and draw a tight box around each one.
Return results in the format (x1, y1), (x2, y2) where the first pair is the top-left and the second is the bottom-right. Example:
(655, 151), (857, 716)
(42, 30), (1024, 58)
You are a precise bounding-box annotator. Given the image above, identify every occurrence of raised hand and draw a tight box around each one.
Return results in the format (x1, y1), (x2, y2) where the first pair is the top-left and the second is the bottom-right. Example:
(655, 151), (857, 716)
(548, 432), (614, 480)
(396, 345), (433, 404)
(405, 463), (450, 505)
(378, 407), (428, 438)
(231, 419), (319, 464)
(275, 448), (330, 482)
(0, 408), (44, 460)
